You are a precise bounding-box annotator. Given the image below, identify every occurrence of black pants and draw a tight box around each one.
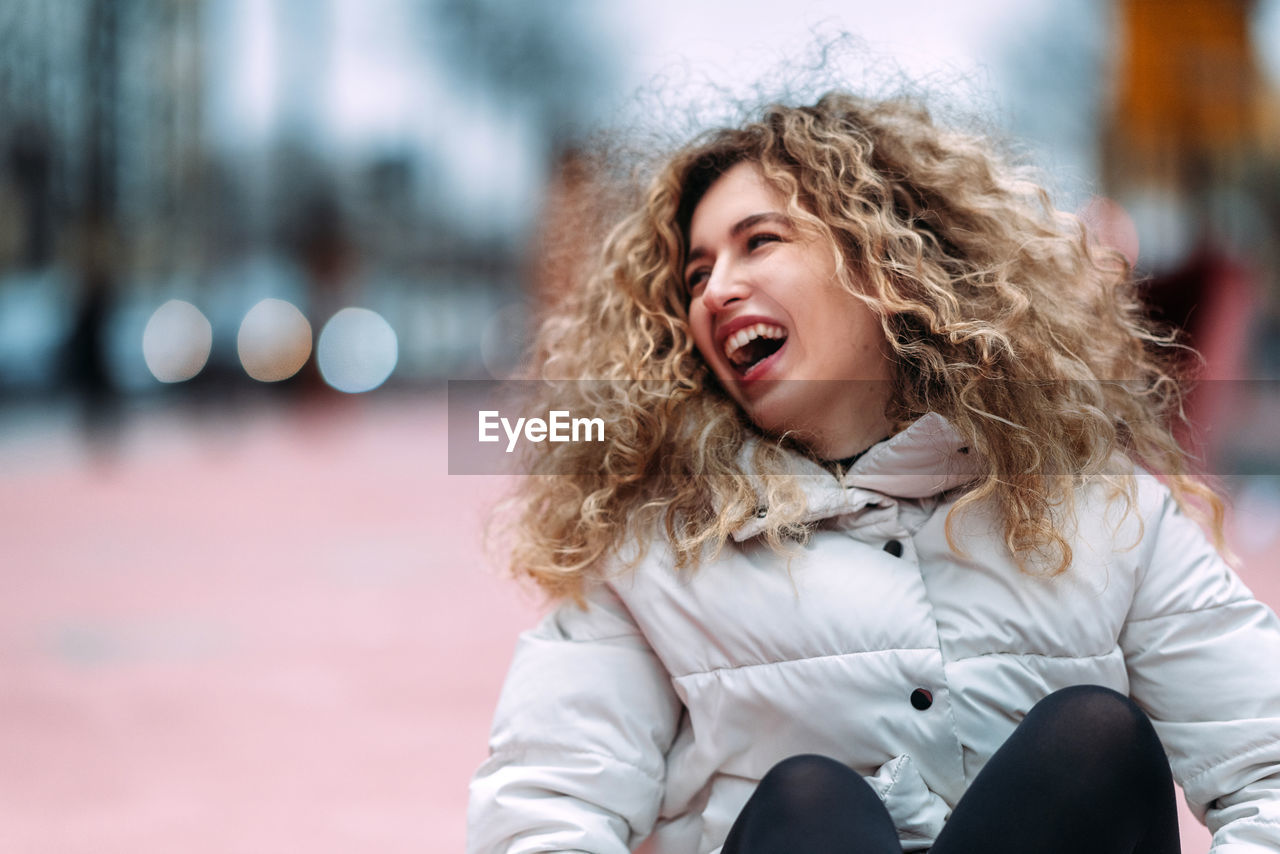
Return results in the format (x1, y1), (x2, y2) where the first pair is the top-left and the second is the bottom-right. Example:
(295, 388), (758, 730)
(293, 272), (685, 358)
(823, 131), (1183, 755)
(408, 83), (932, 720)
(722, 685), (1181, 853)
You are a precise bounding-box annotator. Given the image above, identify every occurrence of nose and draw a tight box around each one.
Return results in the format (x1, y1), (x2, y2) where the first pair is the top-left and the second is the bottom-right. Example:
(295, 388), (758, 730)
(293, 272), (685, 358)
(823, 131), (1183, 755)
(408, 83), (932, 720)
(698, 257), (750, 313)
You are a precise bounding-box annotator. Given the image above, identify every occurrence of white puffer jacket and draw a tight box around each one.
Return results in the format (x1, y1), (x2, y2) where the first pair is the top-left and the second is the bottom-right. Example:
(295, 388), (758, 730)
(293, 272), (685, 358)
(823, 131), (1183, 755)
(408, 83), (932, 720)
(468, 414), (1280, 853)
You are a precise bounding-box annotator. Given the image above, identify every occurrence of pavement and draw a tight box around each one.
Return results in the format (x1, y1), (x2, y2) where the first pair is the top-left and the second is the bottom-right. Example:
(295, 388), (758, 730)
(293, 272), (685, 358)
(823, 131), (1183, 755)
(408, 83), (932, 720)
(2, 391), (1278, 852)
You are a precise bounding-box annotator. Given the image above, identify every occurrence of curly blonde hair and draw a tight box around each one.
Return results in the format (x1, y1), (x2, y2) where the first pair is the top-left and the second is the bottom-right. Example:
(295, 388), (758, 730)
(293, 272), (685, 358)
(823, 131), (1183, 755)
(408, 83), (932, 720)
(500, 91), (1223, 601)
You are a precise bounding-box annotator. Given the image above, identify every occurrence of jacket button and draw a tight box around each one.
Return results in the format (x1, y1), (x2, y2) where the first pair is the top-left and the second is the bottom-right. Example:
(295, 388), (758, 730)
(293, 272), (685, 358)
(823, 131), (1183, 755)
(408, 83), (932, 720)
(883, 539), (904, 557)
(910, 688), (933, 710)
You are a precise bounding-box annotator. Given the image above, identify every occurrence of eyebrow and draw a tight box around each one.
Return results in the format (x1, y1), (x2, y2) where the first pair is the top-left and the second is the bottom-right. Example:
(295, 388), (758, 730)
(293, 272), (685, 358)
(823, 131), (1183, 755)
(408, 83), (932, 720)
(685, 212), (793, 268)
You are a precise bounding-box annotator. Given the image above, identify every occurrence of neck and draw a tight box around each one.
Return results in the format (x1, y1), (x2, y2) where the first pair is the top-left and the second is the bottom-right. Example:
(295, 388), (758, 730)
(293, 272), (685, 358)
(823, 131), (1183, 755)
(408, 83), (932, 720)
(804, 410), (894, 461)
(822, 438), (885, 474)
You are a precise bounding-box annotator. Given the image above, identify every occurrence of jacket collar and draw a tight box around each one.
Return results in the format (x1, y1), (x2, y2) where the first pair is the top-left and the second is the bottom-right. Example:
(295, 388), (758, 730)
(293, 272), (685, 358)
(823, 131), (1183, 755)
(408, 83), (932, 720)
(730, 413), (983, 542)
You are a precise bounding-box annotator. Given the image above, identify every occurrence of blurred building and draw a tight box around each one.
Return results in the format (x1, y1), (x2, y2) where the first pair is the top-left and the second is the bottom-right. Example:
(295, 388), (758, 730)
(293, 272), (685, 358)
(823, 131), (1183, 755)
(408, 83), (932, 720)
(1104, 0), (1280, 271)
(0, 0), (620, 409)
(1102, 0), (1280, 468)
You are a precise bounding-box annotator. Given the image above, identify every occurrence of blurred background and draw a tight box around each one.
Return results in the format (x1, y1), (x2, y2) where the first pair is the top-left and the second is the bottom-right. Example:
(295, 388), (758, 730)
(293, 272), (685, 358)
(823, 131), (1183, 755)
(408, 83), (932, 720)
(1, 0), (1278, 851)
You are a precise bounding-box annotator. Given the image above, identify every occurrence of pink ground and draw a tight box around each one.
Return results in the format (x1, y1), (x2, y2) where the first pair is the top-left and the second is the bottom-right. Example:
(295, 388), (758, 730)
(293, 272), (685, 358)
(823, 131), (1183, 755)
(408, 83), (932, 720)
(2, 393), (1277, 852)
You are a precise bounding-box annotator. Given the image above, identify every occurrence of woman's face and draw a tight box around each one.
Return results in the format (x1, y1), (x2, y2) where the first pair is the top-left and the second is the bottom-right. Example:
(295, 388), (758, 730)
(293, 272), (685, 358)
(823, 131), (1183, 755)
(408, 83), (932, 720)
(684, 161), (895, 459)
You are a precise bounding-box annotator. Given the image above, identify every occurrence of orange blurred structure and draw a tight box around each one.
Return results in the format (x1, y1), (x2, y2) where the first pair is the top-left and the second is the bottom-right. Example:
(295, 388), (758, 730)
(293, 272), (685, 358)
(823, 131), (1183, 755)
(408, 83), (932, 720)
(1106, 0), (1278, 193)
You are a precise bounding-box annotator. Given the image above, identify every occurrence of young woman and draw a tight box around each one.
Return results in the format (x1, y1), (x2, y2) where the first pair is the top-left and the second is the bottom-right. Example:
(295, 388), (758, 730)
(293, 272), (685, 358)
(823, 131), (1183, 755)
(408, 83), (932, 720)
(467, 92), (1280, 853)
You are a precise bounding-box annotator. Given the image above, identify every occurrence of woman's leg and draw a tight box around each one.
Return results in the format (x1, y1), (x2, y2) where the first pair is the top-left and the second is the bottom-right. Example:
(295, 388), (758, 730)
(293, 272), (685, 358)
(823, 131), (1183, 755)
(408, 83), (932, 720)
(933, 684), (1181, 854)
(722, 754), (901, 854)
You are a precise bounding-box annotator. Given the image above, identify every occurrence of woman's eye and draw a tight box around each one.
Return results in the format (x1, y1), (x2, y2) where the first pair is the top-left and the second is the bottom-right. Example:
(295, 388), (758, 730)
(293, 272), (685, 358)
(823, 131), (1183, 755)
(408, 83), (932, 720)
(747, 233), (781, 251)
(686, 270), (706, 297)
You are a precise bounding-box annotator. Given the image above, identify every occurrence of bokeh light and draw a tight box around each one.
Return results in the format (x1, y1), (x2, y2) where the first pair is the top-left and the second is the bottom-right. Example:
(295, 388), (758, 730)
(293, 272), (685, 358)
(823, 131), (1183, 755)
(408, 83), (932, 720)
(316, 307), (398, 393)
(237, 298), (313, 382)
(141, 299), (213, 383)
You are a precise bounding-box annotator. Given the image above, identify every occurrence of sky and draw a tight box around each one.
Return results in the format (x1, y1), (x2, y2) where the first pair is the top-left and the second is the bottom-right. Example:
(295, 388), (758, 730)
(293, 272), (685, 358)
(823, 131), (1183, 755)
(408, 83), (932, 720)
(208, 0), (1052, 152)
(609, 0), (1033, 96)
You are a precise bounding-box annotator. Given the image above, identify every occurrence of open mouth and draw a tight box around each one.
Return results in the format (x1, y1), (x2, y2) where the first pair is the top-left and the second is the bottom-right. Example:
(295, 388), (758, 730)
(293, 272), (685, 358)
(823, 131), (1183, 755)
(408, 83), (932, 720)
(724, 322), (788, 378)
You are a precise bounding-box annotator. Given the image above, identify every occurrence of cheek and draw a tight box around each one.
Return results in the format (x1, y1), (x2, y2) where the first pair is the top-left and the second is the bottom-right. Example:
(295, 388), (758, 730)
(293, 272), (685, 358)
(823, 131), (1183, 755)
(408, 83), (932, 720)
(688, 305), (716, 364)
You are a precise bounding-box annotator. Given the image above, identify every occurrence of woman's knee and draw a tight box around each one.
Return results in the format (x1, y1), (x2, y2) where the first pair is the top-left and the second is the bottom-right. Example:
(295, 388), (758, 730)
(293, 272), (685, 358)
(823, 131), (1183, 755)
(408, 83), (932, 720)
(752, 754), (883, 815)
(726, 755), (899, 852)
(1029, 685), (1153, 737)
(1022, 685), (1168, 777)
(752, 752), (865, 793)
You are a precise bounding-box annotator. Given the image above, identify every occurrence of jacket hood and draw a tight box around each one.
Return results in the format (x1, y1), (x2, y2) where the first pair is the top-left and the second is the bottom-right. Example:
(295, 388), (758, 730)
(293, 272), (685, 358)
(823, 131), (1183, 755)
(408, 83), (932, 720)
(731, 413), (984, 542)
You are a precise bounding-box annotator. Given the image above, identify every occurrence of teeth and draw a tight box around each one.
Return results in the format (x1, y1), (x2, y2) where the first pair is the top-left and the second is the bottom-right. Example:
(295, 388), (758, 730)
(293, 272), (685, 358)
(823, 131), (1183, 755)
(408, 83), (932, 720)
(724, 322), (787, 364)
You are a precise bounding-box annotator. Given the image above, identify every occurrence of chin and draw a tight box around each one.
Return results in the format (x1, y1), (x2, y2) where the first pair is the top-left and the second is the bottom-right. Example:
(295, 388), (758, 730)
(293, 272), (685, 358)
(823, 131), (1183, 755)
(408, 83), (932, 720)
(737, 384), (816, 440)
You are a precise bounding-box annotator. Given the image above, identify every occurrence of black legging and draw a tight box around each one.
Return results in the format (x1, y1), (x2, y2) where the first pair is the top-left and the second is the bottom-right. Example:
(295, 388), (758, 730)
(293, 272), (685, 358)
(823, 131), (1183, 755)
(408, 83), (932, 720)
(722, 685), (1181, 854)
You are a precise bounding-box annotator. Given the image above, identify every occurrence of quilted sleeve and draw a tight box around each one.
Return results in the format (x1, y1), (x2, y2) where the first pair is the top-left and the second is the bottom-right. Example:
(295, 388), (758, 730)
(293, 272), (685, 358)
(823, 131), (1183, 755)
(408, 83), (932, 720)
(1120, 484), (1280, 854)
(467, 582), (683, 853)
